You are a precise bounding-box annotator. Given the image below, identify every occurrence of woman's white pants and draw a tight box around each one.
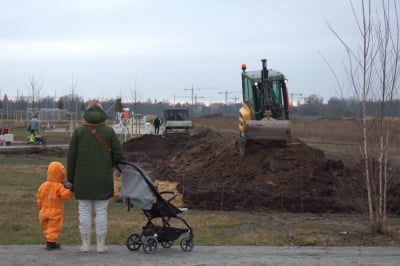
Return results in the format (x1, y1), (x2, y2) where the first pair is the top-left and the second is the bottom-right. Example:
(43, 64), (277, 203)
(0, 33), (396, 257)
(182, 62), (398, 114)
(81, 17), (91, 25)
(78, 200), (109, 235)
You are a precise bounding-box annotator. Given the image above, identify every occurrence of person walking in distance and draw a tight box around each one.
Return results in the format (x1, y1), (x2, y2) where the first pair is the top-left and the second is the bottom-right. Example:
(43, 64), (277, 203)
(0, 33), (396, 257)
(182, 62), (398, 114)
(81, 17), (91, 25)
(153, 116), (161, 135)
(28, 115), (40, 143)
(67, 99), (123, 253)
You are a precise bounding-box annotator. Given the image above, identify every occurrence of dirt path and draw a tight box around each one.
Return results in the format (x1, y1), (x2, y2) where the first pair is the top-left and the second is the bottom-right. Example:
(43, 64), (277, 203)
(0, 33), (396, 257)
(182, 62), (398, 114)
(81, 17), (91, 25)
(1, 245), (399, 266)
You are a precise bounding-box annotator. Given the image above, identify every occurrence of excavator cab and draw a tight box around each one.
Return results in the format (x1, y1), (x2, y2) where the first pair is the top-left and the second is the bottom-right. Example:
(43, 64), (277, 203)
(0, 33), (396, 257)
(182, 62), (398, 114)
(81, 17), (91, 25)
(239, 59), (290, 141)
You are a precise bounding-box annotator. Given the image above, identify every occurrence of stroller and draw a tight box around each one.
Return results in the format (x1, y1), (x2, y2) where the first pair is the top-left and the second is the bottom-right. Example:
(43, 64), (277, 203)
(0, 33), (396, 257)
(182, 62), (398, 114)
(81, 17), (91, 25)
(27, 130), (46, 146)
(117, 161), (195, 254)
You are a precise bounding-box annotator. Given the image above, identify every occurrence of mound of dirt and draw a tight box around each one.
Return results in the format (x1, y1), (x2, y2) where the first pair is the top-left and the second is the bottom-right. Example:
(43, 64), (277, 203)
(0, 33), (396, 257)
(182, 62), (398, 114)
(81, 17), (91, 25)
(122, 127), (373, 213)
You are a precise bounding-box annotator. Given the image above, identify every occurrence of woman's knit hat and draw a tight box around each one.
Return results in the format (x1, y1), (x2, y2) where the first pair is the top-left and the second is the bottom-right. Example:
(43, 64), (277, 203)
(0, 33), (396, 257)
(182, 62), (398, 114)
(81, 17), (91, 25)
(87, 99), (104, 110)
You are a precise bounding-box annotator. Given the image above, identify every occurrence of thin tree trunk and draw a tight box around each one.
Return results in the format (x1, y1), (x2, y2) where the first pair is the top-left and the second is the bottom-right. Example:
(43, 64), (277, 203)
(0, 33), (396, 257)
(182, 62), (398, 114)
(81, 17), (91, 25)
(383, 132), (388, 228)
(378, 135), (384, 232)
(363, 117), (373, 224)
(361, 0), (374, 225)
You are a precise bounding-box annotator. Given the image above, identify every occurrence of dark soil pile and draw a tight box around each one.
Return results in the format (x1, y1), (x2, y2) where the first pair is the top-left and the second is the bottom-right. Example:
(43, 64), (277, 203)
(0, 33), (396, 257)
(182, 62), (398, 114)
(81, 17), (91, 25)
(123, 127), (372, 213)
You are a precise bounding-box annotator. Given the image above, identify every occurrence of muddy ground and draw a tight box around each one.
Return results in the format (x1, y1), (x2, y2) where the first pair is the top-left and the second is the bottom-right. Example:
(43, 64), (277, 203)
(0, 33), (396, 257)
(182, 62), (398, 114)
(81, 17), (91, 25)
(122, 127), (400, 214)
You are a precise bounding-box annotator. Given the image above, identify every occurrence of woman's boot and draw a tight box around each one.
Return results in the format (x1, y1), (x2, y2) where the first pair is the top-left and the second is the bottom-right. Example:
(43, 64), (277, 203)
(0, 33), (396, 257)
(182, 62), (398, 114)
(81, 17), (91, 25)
(80, 232), (90, 252)
(96, 233), (108, 253)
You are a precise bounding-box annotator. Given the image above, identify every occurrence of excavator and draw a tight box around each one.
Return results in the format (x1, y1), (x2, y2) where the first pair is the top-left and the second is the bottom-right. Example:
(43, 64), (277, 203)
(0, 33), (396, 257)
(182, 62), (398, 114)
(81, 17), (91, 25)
(239, 59), (291, 143)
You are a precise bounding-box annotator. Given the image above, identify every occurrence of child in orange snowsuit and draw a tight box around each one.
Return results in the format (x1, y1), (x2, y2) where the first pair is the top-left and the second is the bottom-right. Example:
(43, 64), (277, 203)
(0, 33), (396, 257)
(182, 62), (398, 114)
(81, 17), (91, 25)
(37, 161), (74, 250)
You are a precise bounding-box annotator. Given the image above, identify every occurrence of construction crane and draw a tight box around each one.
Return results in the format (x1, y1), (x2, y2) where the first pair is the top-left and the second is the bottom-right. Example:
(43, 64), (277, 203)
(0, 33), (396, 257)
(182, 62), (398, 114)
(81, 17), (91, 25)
(218, 89), (237, 105)
(173, 93), (191, 106)
(184, 86), (214, 105)
(290, 93), (303, 107)
(193, 94), (205, 104)
(229, 95), (240, 104)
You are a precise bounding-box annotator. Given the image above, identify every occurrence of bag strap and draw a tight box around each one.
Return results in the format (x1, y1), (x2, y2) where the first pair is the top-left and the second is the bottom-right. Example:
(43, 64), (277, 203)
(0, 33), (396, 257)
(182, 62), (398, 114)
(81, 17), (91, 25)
(85, 125), (112, 154)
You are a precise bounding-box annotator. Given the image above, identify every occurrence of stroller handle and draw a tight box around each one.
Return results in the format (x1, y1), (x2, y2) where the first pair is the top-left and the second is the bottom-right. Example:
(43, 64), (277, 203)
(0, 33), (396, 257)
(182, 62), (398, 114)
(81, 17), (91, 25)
(159, 191), (177, 203)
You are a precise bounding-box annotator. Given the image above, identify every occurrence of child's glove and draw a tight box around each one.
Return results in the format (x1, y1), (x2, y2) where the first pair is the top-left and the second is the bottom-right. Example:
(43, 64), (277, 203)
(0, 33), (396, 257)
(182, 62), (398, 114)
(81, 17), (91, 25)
(69, 184), (74, 192)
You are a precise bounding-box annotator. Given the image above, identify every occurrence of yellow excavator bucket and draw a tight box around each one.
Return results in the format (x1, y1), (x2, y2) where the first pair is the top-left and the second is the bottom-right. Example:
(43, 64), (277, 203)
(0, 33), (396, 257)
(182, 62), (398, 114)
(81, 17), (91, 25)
(245, 119), (291, 141)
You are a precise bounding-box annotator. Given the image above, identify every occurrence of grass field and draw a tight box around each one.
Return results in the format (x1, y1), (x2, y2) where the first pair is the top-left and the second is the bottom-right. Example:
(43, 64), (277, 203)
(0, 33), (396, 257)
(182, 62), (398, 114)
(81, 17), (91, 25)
(1, 154), (400, 246)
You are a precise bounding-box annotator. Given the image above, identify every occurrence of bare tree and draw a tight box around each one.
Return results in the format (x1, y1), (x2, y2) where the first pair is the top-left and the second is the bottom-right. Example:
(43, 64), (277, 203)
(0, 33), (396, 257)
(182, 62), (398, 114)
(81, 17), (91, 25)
(15, 88), (23, 111)
(27, 71), (44, 110)
(326, 0), (399, 232)
(129, 72), (142, 115)
(129, 73), (142, 134)
(69, 74), (79, 113)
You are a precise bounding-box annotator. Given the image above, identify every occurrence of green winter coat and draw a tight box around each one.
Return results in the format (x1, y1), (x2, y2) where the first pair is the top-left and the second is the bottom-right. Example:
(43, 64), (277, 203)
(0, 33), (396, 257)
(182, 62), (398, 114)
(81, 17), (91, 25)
(67, 106), (123, 200)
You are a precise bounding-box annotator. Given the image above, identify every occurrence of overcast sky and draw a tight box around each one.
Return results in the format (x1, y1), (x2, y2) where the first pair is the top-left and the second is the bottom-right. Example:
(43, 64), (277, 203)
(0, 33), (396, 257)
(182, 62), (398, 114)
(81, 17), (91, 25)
(0, 0), (382, 104)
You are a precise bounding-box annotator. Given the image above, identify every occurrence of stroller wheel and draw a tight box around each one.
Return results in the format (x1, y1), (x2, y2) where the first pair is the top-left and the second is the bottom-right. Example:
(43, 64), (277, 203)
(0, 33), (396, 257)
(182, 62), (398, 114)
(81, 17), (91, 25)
(143, 236), (158, 254)
(160, 240), (174, 248)
(180, 236), (194, 252)
(126, 233), (141, 251)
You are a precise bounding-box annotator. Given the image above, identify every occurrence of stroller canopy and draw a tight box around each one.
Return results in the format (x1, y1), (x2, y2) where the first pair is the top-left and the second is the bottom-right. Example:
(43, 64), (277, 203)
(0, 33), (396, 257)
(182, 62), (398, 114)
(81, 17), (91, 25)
(121, 164), (157, 210)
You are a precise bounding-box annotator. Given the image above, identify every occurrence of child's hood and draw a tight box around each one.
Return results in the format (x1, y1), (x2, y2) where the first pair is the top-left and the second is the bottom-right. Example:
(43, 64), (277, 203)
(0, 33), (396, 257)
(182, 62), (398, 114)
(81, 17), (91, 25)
(47, 161), (66, 182)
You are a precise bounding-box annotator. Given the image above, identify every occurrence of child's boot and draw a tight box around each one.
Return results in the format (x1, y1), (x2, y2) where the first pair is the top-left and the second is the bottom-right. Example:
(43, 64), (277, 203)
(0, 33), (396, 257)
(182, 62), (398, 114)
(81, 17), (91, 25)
(46, 242), (61, 250)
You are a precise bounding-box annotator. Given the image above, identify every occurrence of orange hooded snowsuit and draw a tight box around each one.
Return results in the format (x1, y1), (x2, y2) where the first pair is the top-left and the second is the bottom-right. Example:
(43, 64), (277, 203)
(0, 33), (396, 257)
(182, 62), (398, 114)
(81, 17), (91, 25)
(37, 162), (73, 243)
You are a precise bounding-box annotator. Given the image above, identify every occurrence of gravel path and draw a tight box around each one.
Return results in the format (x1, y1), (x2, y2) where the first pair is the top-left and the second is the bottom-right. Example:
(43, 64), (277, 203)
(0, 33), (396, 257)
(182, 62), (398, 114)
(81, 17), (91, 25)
(1, 245), (399, 265)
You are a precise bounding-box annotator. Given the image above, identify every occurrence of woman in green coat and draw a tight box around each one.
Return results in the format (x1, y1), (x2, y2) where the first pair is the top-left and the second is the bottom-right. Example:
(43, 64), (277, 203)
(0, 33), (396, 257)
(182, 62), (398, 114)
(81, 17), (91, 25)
(67, 99), (123, 253)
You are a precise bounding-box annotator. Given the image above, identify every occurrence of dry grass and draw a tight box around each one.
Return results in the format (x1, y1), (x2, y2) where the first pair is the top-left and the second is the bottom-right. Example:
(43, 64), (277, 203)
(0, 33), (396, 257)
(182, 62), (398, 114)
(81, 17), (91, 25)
(193, 115), (237, 134)
(194, 115), (400, 144)
(193, 115), (400, 167)
(1, 154), (400, 246)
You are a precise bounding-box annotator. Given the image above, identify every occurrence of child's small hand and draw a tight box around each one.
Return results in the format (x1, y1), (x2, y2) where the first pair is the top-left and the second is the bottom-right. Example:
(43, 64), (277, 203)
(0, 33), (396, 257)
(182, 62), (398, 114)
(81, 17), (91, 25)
(67, 182), (74, 192)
